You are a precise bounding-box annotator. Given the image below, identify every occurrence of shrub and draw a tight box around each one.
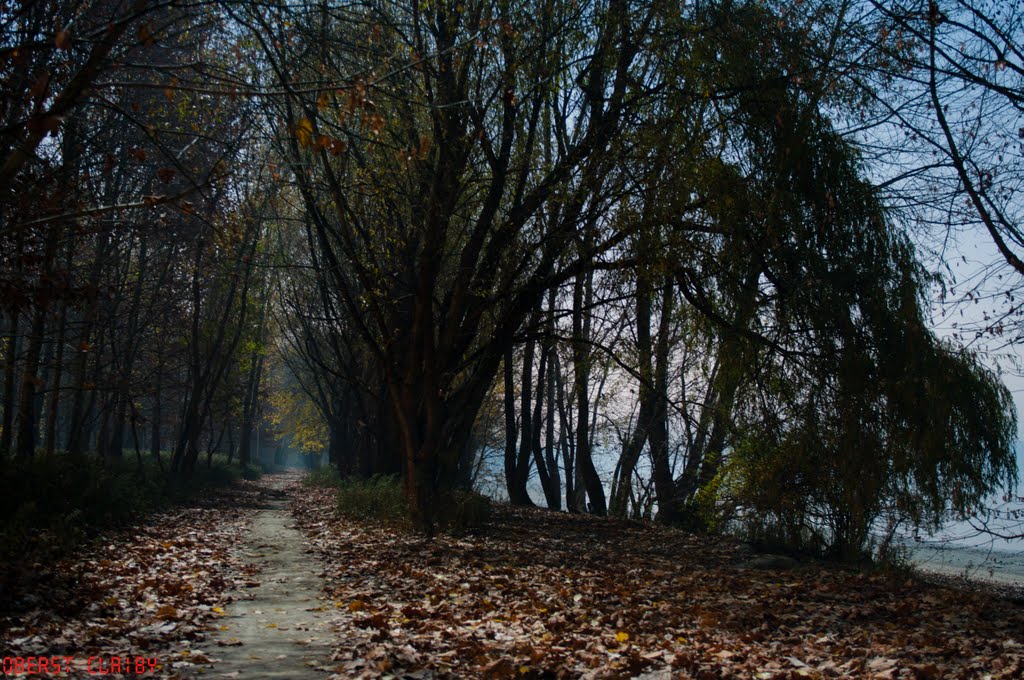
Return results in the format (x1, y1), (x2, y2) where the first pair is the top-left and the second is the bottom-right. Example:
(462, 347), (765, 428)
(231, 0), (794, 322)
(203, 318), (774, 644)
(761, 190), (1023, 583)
(335, 475), (407, 525)
(437, 489), (492, 533)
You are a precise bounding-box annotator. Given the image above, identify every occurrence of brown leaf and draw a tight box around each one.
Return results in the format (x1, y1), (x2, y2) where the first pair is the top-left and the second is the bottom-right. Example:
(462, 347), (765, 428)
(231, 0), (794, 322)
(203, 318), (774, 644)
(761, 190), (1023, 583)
(54, 29), (71, 50)
(29, 72), (50, 99)
(156, 605), (179, 620)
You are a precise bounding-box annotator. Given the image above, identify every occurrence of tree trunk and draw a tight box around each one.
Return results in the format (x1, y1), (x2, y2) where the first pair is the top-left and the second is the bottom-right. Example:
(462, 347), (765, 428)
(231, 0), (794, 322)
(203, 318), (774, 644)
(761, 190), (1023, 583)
(532, 338), (559, 509)
(1, 309), (21, 458)
(514, 332), (538, 506)
(109, 239), (146, 460)
(554, 347), (576, 510)
(14, 303), (44, 458)
(572, 268), (606, 515)
(239, 353), (263, 469)
(611, 266), (653, 517)
(648, 279), (676, 521)
(543, 290), (561, 509)
(43, 296), (68, 456)
(1, 229), (26, 458)
(16, 226), (59, 458)
(67, 233), (110, 456)
(503, 347), (530, 504)
(151, 358), (163, 466)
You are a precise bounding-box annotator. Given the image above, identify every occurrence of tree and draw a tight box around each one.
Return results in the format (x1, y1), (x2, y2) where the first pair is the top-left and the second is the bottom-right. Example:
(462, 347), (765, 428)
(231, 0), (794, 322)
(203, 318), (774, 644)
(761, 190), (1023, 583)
(246, 0), (665, 530)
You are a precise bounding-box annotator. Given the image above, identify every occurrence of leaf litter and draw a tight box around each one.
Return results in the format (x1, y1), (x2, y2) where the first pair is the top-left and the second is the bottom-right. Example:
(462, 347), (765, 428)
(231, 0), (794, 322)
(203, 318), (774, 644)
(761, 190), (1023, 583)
(3, 477), (1021, 679)
(0, 480), (268, 677)
(290, 484), (1024, 679)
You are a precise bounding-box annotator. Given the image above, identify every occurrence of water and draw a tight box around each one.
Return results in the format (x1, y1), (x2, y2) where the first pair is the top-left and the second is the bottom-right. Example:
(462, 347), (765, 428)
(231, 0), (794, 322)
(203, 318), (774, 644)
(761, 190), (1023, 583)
(903, 539), (1024, 586)
(476, 444), (1024, 585)
(901, 447), (1024, 586)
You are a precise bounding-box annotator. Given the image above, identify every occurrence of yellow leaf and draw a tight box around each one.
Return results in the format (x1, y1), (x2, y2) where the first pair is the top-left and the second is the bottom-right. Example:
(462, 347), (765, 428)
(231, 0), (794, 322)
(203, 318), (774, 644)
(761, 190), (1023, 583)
(212, 606), (225, 615)
(616, 631), (630, 643)
(219, 625), (230, 631)
(519, 666), (529, 674)
(294, 118), (313, 148)
(348, 600), (365, 612)
(266, 622), (278, 629)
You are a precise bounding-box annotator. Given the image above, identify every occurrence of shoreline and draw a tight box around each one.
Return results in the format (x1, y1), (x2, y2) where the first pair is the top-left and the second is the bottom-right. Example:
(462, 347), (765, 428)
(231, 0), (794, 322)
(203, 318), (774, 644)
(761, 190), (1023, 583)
(903, 540), (1024, 601)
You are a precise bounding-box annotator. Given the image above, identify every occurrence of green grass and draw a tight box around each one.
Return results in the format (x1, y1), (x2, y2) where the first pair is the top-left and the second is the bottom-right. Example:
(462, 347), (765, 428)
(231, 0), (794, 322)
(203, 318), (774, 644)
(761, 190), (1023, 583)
(0, 451), (255, 562)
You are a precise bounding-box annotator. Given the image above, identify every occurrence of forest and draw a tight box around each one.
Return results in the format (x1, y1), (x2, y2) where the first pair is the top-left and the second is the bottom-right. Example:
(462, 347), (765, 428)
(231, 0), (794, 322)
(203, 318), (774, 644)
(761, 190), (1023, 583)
(2, 0), (1024, 675)
(3, 0), (1022, 549)
(2, 0), (1024, 606)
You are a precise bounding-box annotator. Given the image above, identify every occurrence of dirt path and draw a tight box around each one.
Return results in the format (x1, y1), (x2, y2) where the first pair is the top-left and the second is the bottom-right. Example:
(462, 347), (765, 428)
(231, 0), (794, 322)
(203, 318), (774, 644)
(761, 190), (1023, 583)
(191, 474), (335, 678)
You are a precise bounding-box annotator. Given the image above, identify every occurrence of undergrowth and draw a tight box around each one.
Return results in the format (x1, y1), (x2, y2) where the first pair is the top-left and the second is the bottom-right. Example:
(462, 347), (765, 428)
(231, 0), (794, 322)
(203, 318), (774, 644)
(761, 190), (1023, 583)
(303, 465), (344, 489)
(336, 474), (408, 525)
(305, 468), (491, 533)
(0, 451), (255, 562)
